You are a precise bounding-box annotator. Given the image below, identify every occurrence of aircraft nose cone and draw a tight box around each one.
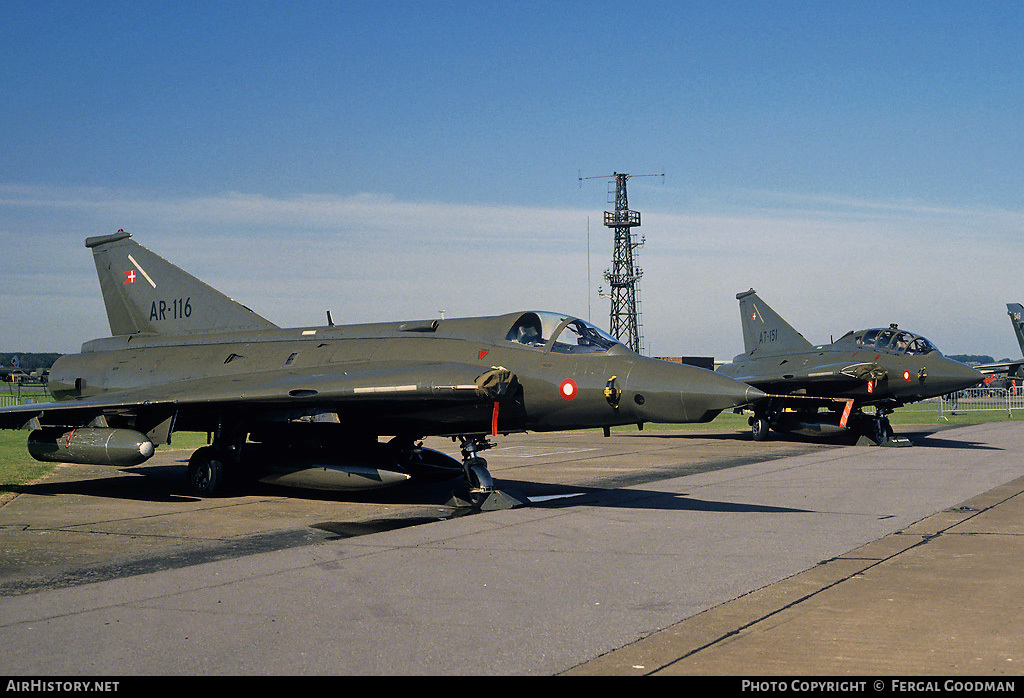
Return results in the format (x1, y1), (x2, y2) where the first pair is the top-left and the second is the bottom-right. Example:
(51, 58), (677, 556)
(627, 359), (767, 423)
(679, 371), (767, 421)
(921, 358), (984, 397)
(944, 360), (985, 392)
(695, 377), (766, 413)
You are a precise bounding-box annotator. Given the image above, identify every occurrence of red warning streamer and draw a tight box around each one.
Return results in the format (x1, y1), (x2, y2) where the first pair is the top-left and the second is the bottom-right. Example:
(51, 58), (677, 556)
(840, 400), (854, 428)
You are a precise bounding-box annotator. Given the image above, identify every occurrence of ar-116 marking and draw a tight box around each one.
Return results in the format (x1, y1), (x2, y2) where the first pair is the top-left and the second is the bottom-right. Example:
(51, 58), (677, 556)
(149, 297), (192, 321)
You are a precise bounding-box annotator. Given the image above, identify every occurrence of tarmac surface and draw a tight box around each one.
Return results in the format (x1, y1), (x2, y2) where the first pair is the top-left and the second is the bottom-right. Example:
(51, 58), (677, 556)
(0, 420), (1021, 676)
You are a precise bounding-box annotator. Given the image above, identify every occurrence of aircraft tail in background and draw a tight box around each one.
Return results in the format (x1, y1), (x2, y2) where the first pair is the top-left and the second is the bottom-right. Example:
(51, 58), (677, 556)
(1006, 303), (1024, 357)
(736, 289), (813, 357)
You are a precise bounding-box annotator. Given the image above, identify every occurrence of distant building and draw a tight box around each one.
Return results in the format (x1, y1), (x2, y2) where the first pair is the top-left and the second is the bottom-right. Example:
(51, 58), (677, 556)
(657, 356), (715, 371)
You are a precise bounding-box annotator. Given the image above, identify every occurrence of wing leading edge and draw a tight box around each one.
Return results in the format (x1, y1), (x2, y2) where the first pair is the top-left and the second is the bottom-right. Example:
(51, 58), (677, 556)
(0, 363), (519, 433)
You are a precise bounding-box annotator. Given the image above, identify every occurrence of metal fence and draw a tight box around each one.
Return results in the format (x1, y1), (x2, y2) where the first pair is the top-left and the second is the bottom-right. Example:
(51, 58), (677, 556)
(0, 389), (52, 408)
(895, 387), (1024, 419)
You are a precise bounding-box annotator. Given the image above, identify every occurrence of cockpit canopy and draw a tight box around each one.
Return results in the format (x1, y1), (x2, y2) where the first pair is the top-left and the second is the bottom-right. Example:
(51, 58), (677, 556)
(505, 312), (623, 354)
(858, 326), (938, 355)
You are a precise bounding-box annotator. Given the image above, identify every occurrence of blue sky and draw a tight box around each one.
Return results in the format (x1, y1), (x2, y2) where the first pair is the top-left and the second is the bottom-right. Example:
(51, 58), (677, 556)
(2, 1), (1023, 361)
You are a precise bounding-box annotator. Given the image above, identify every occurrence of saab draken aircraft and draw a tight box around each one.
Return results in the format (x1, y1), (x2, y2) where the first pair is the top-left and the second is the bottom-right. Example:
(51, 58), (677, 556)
(973, 303), (1024, 387)
(718, 289), (982, 445)
(0, 231), (763, 509)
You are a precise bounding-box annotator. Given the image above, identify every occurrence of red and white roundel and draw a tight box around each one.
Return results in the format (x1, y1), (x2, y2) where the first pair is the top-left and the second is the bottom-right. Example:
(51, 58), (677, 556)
(903, 369), (911, 381)
(559, 378), (578, 400)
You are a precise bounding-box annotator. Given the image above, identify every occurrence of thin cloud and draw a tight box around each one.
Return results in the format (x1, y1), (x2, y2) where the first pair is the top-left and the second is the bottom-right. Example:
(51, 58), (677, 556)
(1, 184), (1021, 360)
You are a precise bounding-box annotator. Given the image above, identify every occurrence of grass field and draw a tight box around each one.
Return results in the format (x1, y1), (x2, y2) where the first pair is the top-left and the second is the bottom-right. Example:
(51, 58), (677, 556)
(2, 408), (1020, 496)
(0, 430), (210, 495)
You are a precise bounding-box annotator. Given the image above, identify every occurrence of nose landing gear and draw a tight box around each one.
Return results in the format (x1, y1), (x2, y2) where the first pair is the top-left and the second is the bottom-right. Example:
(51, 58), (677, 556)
(856, 409), (910, 447)
(447, 435), (529, 511)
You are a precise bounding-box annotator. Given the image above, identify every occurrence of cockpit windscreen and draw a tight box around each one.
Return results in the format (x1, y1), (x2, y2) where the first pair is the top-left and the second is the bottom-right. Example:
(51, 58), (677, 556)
(859, 328), (937, 355)
(505, 312), (622, 353)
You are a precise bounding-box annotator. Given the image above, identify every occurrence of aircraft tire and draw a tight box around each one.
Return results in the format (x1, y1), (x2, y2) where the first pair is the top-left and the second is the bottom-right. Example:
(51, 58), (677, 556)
(751, 416), (770, 441)
(187, 446), (227, 497)
(873, 417), (894, 445)
(466, 458), (494, 491)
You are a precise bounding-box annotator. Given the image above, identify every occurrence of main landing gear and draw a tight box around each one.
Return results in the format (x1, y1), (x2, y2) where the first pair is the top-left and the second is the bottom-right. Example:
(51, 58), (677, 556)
(186, 422), (247, 497)
(448, 435), (529, 511)
(187, 445), (229, 497)
(750, 413), (771, 441)
(182, 421), (532, 508)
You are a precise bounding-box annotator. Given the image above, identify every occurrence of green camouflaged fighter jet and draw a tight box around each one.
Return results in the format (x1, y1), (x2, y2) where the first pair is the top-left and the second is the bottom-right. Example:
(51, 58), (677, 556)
(973, 303), (1024, 386)
(718, 289), (982, 445)
(0, 231), (763, 509)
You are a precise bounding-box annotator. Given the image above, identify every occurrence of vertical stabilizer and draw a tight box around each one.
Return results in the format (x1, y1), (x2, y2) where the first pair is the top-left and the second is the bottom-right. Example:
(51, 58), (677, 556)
(736, 289), (813, 356)
(1007, 303), (1024, 356)
(85, 231), (279, 336)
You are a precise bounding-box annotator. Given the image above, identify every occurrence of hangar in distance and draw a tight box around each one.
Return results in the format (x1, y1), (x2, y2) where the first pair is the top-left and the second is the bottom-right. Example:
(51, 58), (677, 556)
(0, 231), (763, 509)
(718, 289), (982, 445)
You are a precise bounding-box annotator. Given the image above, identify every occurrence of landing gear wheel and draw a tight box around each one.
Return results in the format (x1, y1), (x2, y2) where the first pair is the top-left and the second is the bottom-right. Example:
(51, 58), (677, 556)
(187, 446), (227, 497)
(873, 416), (894, 445)
(465, 457), (494, 494)
(751, 415), (770, 441)
(448, 436), (528, 511)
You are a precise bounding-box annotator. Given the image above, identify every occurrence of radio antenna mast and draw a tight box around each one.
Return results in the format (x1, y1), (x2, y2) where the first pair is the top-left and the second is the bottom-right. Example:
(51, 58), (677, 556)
(579, 171), (662, 354)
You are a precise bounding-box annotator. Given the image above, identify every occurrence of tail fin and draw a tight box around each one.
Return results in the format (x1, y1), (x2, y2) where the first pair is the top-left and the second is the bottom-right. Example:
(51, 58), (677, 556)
(1007, 303), (1024, 356)
(85, 231), (278, 336)
(736, 289), (812, 357)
